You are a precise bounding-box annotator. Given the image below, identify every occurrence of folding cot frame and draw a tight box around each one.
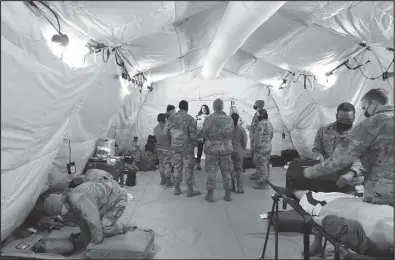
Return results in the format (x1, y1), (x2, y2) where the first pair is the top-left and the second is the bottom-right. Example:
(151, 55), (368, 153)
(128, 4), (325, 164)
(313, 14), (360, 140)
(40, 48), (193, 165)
(259, 181), (390, 260)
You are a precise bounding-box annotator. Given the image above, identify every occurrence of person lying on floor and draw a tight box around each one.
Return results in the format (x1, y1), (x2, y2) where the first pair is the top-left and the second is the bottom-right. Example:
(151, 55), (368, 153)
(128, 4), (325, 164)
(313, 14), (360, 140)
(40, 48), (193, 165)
(43, 169), (130, 250)
(304, 88), (394, 255)
(294, 190), (394, 256)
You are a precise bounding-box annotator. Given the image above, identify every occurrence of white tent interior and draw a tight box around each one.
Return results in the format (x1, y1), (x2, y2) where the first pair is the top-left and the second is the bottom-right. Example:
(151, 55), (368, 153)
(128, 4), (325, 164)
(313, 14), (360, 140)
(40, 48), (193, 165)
(1, 1), (394, 244)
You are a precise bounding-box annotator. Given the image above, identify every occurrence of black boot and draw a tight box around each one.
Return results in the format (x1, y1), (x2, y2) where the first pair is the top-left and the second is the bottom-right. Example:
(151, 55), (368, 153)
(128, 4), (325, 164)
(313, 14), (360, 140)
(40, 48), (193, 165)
(205, 190), (214, 202)
(236, 178), (244, 194)
(252, 180), (269, 190)
(174, 183), (182, 195)
(160, 175), (166, 185)
(231, 178), (236, 193)
(223, 189), (232, 201)
(186, 185), (201, 197)
(165, 177), (173, 187)
(249, 174), (260, 181)
(196, 162), (201, 170)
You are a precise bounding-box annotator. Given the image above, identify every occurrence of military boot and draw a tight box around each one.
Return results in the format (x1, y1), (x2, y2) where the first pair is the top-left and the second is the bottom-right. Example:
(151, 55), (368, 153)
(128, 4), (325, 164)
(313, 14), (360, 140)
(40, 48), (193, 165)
(165, 177), (173, 187)
(252, 180), (269, 190)
(186, 185), (201, 197)
(196, 162), (201, 170)
(223, 189), (232, 201)
(174, 183), (182, 195)
(236, 178), (244, 194)
(205, 190), (214, 202)
(160, 175), (166, 185)
(249, 174), (260, 181)
(231, 178), (236, 193)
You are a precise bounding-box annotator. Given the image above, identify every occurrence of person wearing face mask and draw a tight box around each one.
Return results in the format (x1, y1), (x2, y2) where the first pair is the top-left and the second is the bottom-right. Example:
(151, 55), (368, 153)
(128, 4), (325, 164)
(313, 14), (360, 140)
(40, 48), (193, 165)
(252, 108), (274, 189)
(312, 102), (365, 189)
(249, 100), (265, 180)
(304, 88), (394, 255)
(304, 102), (364, 256)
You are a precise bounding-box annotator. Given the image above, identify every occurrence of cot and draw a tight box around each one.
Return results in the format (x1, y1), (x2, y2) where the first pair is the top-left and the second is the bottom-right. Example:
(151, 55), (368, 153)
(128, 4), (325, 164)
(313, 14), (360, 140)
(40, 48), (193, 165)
(260, 181), (394, 260)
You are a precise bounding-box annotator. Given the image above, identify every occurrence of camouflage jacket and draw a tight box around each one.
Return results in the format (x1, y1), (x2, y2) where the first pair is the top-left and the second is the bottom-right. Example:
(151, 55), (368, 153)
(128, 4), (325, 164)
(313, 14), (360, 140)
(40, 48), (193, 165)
(163, 109), (197, 153)
(305, 105), (394, 206)
(313, 122), (364, 175)
(202, 111), (234, 156)
(254, 120), (274, 151)
(232, 125), (248, 154)
(153, 122), (170, 150)
(250, 111), (259, 137)
(63, 179), (128, 244)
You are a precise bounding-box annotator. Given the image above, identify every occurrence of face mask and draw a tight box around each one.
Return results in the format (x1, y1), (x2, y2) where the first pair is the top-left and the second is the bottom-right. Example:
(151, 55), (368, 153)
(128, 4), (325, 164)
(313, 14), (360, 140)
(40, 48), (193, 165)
(257, 116), (265, 121)
(336, 120), (353, 131)
(363, 102), (376, 118)
(253, 105), (257, 110)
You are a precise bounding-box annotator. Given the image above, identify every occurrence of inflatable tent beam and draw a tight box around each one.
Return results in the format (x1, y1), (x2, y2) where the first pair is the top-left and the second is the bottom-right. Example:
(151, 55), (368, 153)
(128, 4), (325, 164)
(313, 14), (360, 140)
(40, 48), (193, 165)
(200, 1), (286, 80)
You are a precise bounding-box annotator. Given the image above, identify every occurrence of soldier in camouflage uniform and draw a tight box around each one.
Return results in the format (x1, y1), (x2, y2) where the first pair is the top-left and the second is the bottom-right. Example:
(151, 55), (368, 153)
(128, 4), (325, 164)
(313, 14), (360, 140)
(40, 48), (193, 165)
(306, 103), (364, 256)
(305, 88), (394, 206)
(163, 100), (201, 197)
(249, 100), (265, 180)
(230, 113), (248, 193)
(252, 109), (274, 189)
(202, 99), (234, 202)
(312, 102), (364, 189)
(153, 113), (173, 187)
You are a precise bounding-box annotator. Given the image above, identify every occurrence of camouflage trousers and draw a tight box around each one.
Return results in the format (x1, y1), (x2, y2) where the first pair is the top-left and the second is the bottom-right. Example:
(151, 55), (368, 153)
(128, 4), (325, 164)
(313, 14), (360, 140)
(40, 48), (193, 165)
(205, 154), (232, 191)
(250, 139), (256, 166)
(101, 200), (127, 236)
(170, 150), (196, 186)
(157, 149), (172, 179)
(231, 151), (244, 185)
(254, 148), (271, 182)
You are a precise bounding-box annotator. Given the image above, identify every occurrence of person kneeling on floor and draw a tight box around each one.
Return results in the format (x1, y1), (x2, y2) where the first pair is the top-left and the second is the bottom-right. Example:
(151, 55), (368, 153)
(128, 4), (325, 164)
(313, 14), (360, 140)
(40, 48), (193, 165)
(43, 169), (130, 250)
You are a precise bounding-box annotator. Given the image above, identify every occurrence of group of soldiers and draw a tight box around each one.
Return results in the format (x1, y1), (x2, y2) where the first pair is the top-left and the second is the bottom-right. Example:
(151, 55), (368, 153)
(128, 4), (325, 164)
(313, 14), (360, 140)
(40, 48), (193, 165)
(153, 98), (274, 202)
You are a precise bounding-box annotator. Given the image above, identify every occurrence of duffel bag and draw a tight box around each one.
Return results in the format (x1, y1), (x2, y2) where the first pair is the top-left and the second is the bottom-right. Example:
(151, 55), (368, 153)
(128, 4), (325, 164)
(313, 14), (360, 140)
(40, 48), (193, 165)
(125, 170), (136, 187)
(85, 226), (155, 259)
(270, 155), (285, 167)
(285, 159), (349, 192)
(281, 149), (299, 163)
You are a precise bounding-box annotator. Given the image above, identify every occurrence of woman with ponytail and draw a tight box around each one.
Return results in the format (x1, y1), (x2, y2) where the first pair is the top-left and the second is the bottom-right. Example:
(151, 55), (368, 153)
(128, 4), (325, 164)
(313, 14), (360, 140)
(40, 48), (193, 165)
(230, 113), (248, 193)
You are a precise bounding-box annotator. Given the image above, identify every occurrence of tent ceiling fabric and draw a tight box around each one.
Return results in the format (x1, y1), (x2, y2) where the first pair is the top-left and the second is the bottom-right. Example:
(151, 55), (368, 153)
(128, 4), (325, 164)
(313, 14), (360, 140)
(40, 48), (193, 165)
(1, 1), (393, 242)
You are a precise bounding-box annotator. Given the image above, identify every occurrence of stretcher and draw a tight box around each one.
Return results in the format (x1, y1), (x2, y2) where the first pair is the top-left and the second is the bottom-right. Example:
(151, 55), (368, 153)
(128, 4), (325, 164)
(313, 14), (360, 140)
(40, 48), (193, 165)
(260, 181), (394, 260)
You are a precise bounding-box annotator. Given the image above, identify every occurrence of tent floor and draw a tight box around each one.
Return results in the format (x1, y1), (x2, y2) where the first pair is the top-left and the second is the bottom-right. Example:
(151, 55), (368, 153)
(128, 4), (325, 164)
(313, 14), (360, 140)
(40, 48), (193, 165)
(50, 165), (336, 259)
